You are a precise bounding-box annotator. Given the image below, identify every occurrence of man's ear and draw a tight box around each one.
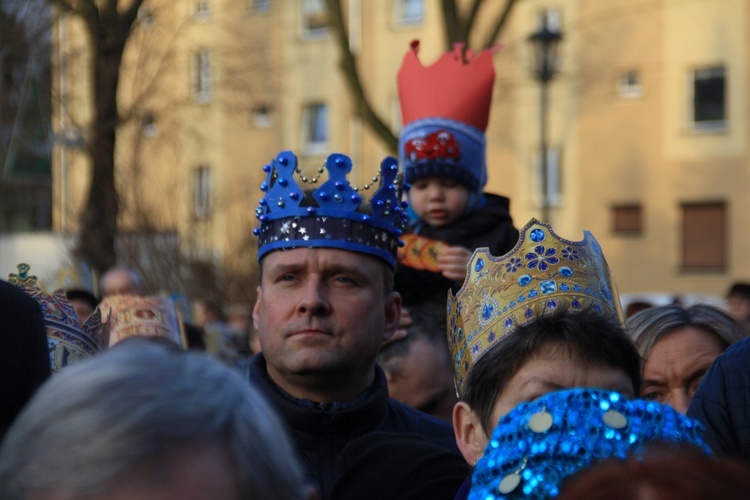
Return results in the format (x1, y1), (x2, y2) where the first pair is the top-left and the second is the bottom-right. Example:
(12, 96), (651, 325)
(453, 402), (488, 466)
(382, 291), (401, 342)
(252, 286), (262, 331)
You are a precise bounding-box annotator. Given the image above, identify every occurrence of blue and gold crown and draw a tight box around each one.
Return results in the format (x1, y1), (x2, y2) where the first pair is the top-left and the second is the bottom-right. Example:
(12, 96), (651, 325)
(253, 151), (408, 268)
(8, 263), (109, 372)
(447, 219), (622, 395)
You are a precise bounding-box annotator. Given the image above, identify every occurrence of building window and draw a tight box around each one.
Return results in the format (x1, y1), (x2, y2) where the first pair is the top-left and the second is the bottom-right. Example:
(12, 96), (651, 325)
(300, 0), (328, 37)
(192, 49), (211, 103)
(393, 0), (424, 25)
(193, 166), (212, 219)
(533, 147), (562, 207)
(692, 66), (726, 129)
(617, 70), (642, 98)
(251, 0), (270, 12)
(141, 112), (156, 137)
(681, 202), (726, 271)
(612, 204), (642, 234)
(138, 6), (154, 28)
(301, 103), (327, 153)
(193, 1), (210, 19)
(252, 104), (274, 127)
(536, 7), (561, 31)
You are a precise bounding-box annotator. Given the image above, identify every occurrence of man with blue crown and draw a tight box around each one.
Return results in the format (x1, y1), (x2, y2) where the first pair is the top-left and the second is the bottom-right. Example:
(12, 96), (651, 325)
(250, 151), (466, 499)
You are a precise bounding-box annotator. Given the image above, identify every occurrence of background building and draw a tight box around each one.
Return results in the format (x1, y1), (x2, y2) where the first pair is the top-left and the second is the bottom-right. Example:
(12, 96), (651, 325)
(34, 0), (750, 305)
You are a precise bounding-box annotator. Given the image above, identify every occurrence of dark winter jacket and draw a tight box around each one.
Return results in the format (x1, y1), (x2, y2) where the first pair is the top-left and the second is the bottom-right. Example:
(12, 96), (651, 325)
(248, 354), (460, 499)
(395, 193), (518, 303)
(687, 336), (750, 461)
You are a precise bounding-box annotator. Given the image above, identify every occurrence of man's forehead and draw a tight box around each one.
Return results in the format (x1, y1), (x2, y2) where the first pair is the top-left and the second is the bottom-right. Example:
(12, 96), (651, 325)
(261, 247), (386, 271)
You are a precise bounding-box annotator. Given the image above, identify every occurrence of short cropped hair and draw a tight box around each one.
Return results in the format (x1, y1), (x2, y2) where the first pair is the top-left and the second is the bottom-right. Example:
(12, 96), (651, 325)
(627, 304), (748, 359)
(0, 340), (309, 500)
(462, 307), (641, 432)
(378, 297), (446, 375)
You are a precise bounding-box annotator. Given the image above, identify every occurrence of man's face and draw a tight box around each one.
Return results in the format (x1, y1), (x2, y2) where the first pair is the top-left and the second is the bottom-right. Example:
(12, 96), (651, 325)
(487, 343), (634, 437)
(253, 248), (401, 401)
(386, 336), (458, 423)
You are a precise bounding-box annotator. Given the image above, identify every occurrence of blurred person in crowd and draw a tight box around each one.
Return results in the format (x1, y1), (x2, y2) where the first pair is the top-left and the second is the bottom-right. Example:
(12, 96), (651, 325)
(0, 280), (50, 442)
(250, 151), (458, 499)
(448, 220), (641, 499)
(193, 296), (245, 368)
(99, 266), (145, 297)
(558, 445), (750, 500)
(688, 336), (750, 461)
(377, 297), (457, 422)
(628, 304), (747, 414)
(0, 339), (314, 500)
(65, 289), (99, 325)
(469, 388), (710, 500)
(625, 299), (652, 318)
(725, 282), (750, 329)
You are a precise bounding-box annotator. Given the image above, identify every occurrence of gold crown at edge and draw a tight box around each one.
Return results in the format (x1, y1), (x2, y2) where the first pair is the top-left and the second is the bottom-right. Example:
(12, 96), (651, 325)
(8, 263), (109, 372)
(447, 219), (623, 396)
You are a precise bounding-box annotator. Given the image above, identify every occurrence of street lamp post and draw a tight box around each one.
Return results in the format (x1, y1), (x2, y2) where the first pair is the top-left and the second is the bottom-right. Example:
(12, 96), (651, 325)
(528, 18), (562, 224)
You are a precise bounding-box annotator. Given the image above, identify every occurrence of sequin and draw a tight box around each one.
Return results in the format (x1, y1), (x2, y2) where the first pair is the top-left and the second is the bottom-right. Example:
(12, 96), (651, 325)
(498, 473), (521, 494)
(528, 411), (553, 433)
(602, 410), (628, 429)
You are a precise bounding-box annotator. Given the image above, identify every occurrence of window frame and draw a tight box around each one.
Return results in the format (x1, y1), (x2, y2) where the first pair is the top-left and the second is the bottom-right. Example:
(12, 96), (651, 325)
(392, 0), (424, 26)
(301, 102), (328, 154)
(299, 0), (328, 39)
(690, 65), (727, 131)
(192, 49), (212, 103)
(193, 165), (212, 219)
(681, 201), (726, 272)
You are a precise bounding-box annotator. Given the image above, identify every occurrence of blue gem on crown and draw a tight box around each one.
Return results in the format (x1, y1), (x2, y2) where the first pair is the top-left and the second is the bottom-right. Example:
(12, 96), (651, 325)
(254, 151), (409, 268)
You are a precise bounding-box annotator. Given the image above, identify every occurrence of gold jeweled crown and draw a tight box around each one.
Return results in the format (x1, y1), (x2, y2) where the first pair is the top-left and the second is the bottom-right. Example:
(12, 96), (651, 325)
(8, 263), (109, 372)
(447, 219), (623, 396)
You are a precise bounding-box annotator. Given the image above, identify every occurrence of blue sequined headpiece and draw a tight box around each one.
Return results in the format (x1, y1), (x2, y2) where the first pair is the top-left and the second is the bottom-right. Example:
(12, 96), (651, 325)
(253, 151), (408, 268)
(470, 388), (711, 500)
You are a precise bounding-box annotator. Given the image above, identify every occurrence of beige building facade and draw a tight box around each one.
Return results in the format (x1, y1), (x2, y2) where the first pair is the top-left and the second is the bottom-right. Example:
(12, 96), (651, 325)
(52, 0), (750, 302)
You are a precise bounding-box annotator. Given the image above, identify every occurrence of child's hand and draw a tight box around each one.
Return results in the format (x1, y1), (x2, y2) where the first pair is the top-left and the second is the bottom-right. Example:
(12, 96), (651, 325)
(438, 245), (473, 281)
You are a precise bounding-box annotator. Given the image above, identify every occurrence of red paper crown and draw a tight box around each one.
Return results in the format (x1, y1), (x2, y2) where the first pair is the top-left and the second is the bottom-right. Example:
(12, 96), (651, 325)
(397, 40), (497, 131)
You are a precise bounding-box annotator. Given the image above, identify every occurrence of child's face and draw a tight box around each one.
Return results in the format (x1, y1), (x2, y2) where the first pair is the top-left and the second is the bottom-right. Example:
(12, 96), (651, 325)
(409, 177), (471, 227)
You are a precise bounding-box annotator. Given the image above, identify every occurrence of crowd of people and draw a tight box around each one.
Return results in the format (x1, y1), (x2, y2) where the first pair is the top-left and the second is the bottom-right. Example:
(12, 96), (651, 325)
(3, 42), (750, 499)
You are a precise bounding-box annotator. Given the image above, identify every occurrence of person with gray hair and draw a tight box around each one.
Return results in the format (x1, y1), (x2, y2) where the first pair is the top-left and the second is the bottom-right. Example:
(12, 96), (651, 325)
(0, 339), (314, 500)
(99, 265), (145, 297)
(627, 303), (749, 414)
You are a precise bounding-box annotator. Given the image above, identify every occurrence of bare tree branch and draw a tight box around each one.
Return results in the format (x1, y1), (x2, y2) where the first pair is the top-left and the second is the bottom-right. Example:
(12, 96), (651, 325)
(441, 0), (462, 48)
(460, 0), (486, 44)
(325, 0), (397, 152)
(483, 0), (519, 48)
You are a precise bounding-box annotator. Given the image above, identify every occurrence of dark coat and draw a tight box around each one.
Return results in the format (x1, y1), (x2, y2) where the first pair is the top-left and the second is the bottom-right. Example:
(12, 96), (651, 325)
(0, 280), (50, 439)
(687, 336), (750, 461)
(248, 354), (460, 499)
(395, 193), (518, 303)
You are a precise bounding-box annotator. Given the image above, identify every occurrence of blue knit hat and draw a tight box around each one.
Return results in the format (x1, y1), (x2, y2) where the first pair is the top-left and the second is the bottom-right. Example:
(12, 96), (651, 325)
(469, 388), (711, 499)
